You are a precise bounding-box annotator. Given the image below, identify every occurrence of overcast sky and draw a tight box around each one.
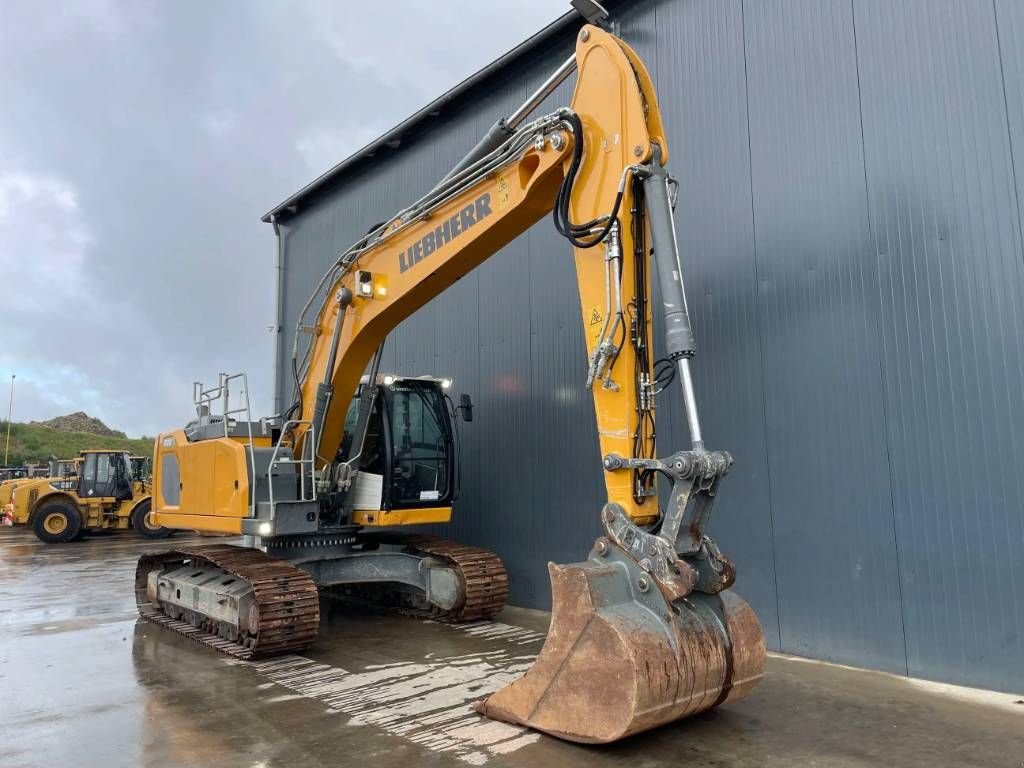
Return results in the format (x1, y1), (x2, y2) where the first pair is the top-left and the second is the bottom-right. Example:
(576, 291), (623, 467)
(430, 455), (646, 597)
(0, 0), (565, 437)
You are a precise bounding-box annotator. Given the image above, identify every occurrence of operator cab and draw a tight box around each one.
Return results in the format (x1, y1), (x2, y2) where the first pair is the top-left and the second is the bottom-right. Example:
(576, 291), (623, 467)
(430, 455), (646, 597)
(47, 458), (80, 491)
(130, 455), (151, 483)
(77, 450), (134, 501)
(340, 375), (465, 513)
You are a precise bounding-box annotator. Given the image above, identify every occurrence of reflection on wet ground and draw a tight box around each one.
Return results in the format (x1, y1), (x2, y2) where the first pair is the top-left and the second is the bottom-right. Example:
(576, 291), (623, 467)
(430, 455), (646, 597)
(1, 527), (1022, 768)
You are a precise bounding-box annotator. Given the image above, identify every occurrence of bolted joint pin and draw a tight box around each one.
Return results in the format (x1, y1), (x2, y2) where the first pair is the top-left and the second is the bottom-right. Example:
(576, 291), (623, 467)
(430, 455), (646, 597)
(603, 454), (624, 471)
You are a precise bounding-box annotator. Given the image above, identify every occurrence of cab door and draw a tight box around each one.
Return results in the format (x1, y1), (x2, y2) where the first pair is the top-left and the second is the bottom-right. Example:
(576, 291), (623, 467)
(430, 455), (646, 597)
(382, 382), (455, 510)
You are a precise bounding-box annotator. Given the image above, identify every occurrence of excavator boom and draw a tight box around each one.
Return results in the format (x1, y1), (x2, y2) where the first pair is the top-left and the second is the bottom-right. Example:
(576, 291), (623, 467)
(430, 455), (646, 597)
(287, 26), (683, 524)
(143, 21), (765, 745)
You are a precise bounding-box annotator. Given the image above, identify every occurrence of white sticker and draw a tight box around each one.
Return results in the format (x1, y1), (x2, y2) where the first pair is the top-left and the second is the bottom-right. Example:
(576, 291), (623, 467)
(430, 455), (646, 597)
(419, 490), (441, 501)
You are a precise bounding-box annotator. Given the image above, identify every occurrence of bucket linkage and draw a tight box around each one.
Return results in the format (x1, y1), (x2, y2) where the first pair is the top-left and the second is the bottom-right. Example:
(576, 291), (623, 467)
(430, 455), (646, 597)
(476, 449), (766, 744)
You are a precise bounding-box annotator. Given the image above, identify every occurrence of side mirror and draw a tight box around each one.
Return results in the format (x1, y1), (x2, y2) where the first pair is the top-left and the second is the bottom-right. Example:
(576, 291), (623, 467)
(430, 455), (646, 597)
(457, 393), (474, 423)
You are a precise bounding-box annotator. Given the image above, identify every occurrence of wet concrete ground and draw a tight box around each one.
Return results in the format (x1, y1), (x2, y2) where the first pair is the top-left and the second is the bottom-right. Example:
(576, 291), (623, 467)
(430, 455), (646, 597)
(1, 526), (1022, 768)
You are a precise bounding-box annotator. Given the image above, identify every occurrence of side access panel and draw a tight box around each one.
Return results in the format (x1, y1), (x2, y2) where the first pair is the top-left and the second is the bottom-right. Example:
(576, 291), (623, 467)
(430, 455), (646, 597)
(153, 430), (251, 534)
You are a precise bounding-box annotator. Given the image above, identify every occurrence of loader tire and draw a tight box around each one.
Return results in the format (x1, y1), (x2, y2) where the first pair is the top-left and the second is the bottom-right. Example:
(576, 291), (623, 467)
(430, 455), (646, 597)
(132, 500), (171, 539)
(32, 500), (83, 544)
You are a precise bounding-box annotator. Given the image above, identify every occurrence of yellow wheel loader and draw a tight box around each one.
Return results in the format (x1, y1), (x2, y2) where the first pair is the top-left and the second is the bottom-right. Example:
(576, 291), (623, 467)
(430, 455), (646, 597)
(0, 477), (22, 511)
(0, 479), (16, 524)
(10, 450), (170, 543)
(136, 17), (765, 744)
(1, 458), (78, 523)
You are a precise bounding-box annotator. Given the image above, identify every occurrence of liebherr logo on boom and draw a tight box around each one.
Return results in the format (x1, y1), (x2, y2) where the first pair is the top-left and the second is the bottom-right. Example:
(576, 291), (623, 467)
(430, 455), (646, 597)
(398, 193), (493, 273)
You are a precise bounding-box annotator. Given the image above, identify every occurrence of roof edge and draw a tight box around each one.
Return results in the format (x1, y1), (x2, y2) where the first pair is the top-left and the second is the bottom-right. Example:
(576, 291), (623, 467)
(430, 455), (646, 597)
(261, 9), (579, 223)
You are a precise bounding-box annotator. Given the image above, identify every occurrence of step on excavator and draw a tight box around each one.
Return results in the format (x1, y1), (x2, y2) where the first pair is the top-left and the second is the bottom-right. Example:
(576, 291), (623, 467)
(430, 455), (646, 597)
(135, 12), (765, 744)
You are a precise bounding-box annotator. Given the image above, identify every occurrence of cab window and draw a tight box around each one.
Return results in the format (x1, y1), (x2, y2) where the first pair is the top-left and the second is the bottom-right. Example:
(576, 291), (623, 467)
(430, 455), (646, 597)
(96, 454), (112, 485)
(340, 386), (386, 476)
(385, 382), (451, 505)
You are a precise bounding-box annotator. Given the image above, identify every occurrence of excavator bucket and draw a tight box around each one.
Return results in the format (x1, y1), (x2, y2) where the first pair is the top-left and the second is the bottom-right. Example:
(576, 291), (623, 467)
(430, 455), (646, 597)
(476, 555), (765, 744)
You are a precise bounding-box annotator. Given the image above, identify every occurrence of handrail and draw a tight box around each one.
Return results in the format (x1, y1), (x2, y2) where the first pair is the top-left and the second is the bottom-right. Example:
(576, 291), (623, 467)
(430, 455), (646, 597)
(268, 418), (317, 516)
(194, 372), (258, 516)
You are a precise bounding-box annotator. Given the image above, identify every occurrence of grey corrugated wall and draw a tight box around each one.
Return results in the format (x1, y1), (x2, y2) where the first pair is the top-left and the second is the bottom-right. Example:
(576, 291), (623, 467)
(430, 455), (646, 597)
(274, 0), (1024, 693)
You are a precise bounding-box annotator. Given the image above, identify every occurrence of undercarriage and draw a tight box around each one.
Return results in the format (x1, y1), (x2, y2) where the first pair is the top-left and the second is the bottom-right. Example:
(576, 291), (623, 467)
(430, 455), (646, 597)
(135, 533), (508, 659)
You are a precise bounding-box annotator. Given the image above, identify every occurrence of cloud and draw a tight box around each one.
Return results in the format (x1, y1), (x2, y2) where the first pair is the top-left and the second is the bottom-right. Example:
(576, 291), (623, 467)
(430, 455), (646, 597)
(0, 165), (188, 436)
(0, 172), (88, 309)
(299, 1), (563, 95)
(201, 111), (237, 138)
(0, 0), (566, 437)
(294, 123), (393, 175)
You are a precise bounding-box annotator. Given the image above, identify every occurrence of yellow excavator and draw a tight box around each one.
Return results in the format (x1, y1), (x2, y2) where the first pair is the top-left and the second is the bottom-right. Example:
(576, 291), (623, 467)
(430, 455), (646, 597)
(136, 18), (765, 744)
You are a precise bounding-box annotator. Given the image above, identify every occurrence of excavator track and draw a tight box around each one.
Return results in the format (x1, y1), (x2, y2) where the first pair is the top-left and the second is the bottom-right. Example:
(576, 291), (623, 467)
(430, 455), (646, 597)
(136, 537), (503, 660)
(135, 544), (320, 660)
(330, 534), (509, 621)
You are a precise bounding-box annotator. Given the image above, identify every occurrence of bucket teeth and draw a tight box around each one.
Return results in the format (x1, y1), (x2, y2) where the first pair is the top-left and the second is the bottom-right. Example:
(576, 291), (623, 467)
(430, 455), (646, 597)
(476, 559), (765, 743)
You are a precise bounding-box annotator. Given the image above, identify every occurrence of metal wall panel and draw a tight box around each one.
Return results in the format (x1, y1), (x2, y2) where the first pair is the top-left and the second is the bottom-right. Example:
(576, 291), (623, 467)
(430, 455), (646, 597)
(652, 0), (782, 651)
(275, 0), (1024, 692)
(855, 0), (1024, 690)
(742, 0), (905, 672)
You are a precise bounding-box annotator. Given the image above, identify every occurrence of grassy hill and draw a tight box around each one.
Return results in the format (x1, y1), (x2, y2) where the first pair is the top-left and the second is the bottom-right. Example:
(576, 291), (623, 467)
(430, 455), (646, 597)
(0, 421), (152, 465)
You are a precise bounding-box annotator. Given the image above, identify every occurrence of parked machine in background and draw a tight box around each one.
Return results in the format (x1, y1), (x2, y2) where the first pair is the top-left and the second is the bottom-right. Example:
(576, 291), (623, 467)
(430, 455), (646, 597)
(130, 455), (152, 483)
(0, 465), (48, 483)
(1, 458), (78, 524)
(0, 479), (15, 525)
(8, 450), (169, 542)
(0, 476), (22, 512)
(135, 16), (765, 745)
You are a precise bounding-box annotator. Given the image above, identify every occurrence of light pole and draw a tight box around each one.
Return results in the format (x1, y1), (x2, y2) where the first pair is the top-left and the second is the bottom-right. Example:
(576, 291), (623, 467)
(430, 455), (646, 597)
(3, 374), (14, 466)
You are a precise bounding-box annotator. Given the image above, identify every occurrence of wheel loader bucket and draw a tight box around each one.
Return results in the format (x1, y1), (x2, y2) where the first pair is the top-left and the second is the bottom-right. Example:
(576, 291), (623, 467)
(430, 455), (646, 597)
(476, 558), (765, 744)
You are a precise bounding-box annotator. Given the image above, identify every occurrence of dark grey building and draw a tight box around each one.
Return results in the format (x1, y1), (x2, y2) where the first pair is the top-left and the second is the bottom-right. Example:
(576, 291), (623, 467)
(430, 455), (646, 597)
(265, 0), (1024, 695)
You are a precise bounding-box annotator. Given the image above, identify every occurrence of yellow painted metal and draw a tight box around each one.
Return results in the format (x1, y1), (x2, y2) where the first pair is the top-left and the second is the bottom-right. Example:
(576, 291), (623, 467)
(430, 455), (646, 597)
(568, 27), (662, 524)
(2, 460), (79, 523)
(153, 24), (669, 533)
(0, 479), (17, 509)
(8, 477), (67, 525)
(351, 506), (452, 527)
(152, 511), (243, 534)
(151, 429), (250, 529)
(293, 145), (569, 472)
(42, 511), (68, 535)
